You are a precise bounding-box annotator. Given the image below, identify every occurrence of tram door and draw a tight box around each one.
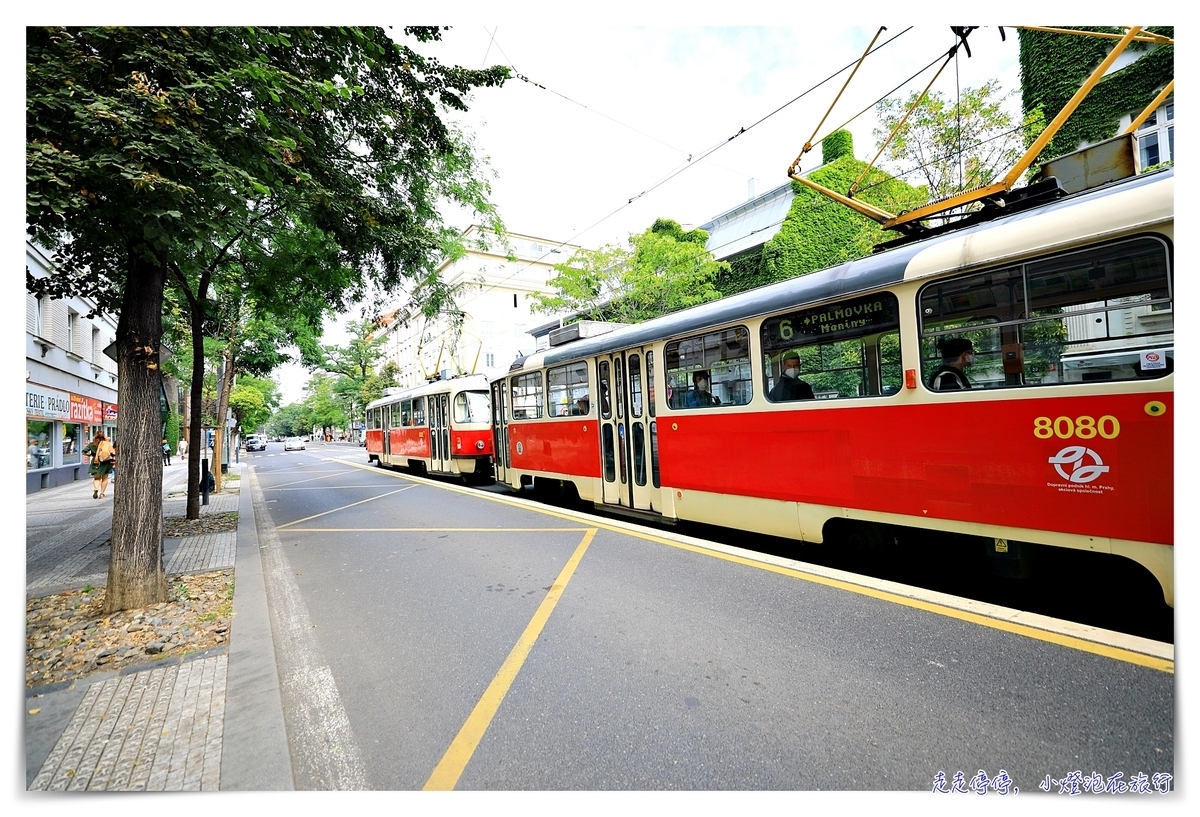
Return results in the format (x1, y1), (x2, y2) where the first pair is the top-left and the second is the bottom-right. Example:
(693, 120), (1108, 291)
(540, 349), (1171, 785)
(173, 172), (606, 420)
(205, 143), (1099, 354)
(430, 393), (450, 473)
(381, 405), (392, 464)
(491, 379), (509, 485)
(598, 348), (657, 512)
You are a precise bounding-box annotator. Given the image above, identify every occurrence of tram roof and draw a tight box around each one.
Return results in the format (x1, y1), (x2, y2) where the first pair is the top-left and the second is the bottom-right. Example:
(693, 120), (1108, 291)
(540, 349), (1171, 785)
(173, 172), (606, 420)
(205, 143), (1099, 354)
(533, 167), (1172, 368)
(365, 373), (490, 410)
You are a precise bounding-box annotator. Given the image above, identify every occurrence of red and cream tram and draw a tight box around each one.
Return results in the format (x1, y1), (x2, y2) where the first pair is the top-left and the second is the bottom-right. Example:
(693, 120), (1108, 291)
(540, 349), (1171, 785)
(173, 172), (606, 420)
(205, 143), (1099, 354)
(491, 167), (1174, 605)
(365, 374), (494, 481)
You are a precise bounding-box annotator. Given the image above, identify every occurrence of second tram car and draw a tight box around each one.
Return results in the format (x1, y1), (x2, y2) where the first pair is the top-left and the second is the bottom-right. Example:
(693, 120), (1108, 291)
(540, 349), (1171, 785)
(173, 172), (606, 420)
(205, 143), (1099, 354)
(490, 168), (1174, 606)
(365, 374), (494, 481)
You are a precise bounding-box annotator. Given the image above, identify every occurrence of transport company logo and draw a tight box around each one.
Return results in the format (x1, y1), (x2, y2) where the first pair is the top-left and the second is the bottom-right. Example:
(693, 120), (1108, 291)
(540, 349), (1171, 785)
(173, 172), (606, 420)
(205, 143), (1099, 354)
(1049, 445), (1111, 484)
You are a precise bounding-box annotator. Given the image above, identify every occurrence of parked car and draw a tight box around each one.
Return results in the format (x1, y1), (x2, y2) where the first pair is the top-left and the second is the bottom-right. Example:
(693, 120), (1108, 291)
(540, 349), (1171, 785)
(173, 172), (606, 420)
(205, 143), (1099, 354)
(245, 434), (268, 452)
(284, 436), (306, 451)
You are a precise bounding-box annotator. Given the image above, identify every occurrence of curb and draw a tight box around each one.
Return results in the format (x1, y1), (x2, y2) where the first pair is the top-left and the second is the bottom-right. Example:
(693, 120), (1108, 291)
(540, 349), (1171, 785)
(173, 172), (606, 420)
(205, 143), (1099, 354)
(219, 465), (294, 789)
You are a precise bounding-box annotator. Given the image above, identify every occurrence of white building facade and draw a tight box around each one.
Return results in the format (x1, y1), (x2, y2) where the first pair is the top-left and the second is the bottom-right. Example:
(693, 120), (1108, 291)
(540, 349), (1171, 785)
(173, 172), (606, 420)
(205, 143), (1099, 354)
(379, 227), (582, 387)
(26, 241), (120, 493)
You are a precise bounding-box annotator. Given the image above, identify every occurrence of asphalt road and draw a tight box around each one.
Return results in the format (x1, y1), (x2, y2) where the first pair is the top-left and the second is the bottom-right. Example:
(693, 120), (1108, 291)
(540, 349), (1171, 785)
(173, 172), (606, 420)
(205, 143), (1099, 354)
(242, 442), (1174, 792)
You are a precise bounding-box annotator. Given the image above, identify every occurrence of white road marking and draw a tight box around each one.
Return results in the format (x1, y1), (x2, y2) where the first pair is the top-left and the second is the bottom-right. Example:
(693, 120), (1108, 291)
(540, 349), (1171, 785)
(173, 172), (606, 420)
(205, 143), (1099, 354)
(250, 470), (368, 790)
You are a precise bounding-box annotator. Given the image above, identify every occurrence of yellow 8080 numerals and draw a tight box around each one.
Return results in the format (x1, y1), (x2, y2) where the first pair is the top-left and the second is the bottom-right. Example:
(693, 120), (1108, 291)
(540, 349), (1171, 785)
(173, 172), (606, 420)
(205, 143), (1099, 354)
(1033, 415), (1120, 440)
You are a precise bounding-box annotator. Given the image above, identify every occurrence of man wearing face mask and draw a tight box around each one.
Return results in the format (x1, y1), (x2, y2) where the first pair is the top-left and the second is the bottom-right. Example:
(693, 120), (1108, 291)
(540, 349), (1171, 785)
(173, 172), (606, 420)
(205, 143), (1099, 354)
(929, 338), (975, 390)
(684, 369), (720, 407)
(769, 351), (815, 401)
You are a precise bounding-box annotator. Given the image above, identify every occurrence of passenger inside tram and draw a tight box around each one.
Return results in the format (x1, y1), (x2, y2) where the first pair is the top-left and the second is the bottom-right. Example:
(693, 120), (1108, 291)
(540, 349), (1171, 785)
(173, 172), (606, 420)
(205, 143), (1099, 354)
(684, 370), (720, 407)
(928, 337), (975, 390)
(768, 352), (815, 401)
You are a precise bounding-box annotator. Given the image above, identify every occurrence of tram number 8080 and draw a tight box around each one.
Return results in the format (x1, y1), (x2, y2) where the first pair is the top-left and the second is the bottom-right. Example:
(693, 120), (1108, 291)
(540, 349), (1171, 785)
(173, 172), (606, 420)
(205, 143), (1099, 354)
(1033, 415), (1120, 440)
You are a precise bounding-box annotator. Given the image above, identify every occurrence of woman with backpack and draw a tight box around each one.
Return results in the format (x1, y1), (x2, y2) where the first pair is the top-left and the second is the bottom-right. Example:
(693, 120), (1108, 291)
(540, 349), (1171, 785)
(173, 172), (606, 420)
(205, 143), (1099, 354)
(84, 432), (116, 499)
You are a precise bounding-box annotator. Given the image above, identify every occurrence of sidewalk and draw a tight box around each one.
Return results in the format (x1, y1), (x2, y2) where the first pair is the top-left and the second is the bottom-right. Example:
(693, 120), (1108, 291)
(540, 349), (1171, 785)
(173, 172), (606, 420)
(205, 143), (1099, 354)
(25, 459), (293, 790)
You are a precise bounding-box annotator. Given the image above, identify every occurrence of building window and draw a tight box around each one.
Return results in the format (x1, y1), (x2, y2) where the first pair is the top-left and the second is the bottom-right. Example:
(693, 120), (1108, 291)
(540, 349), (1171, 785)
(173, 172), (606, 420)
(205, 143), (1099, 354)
(92, 327), (102, 362)
(485, 353), (495, 367)
(1137, 99), (1174, 168)
(67, 311), (78, 354)
(35, 295), (46, 339)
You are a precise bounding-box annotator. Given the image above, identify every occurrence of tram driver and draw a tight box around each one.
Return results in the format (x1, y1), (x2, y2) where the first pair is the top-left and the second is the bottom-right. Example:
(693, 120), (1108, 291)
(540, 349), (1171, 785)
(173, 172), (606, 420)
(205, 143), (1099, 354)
(768, 351), (815, 401)
(684, 369), (720, 407)
(928, 337), (975, 390)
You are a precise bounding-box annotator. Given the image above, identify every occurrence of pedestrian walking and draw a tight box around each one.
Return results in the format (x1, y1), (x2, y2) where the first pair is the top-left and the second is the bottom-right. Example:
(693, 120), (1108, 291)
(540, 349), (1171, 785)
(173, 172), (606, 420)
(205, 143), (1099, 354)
(162, 438), (172, 466)
(83, 432), (115, 499)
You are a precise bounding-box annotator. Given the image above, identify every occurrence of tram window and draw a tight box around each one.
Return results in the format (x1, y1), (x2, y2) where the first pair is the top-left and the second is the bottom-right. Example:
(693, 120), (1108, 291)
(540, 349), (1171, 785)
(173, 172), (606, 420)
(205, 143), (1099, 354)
(664, 326), (752, 409)
(761, 293), (901, 400)
(454, 391), (490, 424)
(400, 400), (412, 427)
(646, 351), (656, 418)
(629, 355), (643, 418)
(649, 421), (660, 488)
(614, 356), (625, 419)
(920, 237), (1172, 389)
(547, 362), (590, 417)
(599, 361), (612, 419)
(511, 372), (543, 420)
(602, 423), (615, 482)
(632, 422), (646, 486)
(411, 396), (426, 426)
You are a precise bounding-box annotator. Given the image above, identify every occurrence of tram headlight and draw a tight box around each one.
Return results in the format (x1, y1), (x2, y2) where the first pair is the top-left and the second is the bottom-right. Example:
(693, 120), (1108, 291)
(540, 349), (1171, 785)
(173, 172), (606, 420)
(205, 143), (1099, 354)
(475, 440), (485, 450)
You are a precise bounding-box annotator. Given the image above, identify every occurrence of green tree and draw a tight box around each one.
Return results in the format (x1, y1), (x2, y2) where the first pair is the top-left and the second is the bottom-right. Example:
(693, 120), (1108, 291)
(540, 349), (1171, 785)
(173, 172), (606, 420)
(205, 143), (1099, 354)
(178, 216), (357, 509)
(230, 376), (277, 436)
(317, 320), (397, 435)
(27, 26), (508, 611)
(872, 80), (1044, 210)
(531, 219), (726, 324)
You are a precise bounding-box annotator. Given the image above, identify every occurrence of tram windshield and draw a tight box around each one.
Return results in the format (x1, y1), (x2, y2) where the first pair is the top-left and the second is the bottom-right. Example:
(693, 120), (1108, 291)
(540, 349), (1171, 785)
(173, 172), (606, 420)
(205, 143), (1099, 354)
(453, 390), (491, 424)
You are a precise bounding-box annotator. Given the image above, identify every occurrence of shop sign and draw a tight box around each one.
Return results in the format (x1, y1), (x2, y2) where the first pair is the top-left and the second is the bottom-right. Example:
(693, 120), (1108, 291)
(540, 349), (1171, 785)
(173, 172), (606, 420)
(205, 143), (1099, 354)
(26, 385), (71, 420)
(104, 403), (119, 421)
(70, 393), (103, 424)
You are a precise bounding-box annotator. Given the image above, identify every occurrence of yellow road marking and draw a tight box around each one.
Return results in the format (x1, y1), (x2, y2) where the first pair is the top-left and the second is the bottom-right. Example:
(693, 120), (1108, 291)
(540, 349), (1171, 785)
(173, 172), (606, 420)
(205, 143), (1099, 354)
(423, 528), (598, 791)
(284, 527), (591, 533)
(334, 460), (1175, 673)
(276, 485), (416, 529)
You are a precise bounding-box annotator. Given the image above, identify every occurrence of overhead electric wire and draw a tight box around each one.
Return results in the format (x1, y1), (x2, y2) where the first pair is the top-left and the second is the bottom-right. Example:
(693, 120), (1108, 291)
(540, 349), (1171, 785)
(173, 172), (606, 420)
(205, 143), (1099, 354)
(446, 26), (916, 315)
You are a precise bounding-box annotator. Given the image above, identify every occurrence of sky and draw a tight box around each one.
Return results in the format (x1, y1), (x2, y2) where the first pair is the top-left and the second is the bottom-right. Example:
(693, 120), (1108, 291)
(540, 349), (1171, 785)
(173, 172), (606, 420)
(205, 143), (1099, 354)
(275, 20), (1027, 403)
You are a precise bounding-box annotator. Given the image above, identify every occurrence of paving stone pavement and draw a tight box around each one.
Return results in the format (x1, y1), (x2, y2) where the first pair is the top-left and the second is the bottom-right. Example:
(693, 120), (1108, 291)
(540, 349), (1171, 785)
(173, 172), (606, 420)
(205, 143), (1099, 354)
(29, 654), (228, 791)
(23, 459), (288, 791)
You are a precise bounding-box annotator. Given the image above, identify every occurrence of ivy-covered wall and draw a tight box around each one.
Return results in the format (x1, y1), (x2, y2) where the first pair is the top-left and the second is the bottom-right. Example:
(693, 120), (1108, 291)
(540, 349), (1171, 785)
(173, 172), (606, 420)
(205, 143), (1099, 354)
(717, 131), (926, 297)
(1018, 27), (1173, 165)
(713, 246), (764, 296)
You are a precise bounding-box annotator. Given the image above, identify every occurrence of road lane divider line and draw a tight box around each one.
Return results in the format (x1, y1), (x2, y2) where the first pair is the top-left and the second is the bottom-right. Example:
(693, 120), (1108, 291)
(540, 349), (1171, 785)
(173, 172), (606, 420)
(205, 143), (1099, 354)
(338, 460), (1173, 672)
(277, 485), (416, 530)
(266, 471), (354, 490)
(423, 528), (599, 791)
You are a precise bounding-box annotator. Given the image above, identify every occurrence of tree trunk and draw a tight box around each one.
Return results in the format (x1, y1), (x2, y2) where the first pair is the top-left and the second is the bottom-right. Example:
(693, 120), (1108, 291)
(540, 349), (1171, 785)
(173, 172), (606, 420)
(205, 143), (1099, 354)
(185, 291), (207, 520)
(212, 348), (235, 493)
(105, 254), (168, 612)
